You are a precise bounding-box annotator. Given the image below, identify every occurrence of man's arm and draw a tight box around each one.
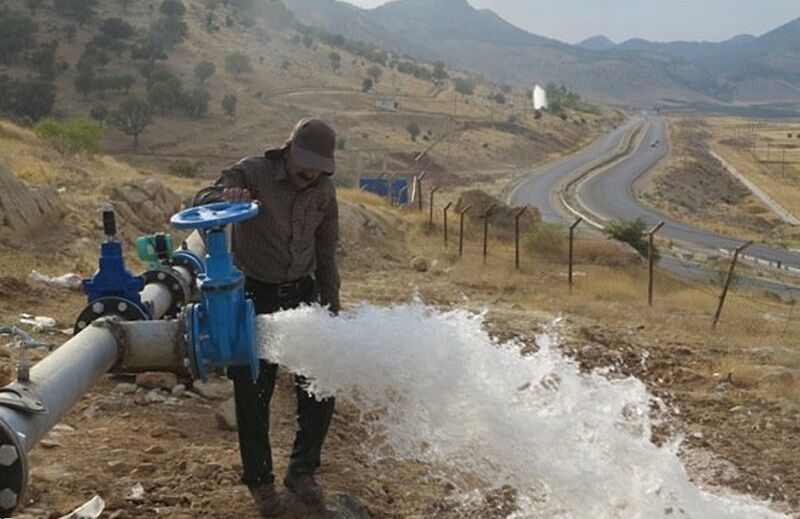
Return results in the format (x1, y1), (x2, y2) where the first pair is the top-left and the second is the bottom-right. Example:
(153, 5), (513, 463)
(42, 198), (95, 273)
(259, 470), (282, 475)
(193, 161), (253, 206)
(315, 195), (341, 314)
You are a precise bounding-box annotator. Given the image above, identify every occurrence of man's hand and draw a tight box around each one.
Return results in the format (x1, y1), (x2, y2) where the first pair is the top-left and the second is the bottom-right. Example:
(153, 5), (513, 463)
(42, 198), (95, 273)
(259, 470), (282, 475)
(221, 187), (252, 201)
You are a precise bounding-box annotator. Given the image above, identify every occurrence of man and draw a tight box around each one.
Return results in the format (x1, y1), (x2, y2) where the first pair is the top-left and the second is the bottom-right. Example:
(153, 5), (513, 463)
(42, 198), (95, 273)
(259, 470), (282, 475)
(194, 118), (340, 517)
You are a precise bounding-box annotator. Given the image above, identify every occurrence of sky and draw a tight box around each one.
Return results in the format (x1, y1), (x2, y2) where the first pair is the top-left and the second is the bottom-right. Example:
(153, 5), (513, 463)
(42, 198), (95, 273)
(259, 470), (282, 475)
(341, 0), (800, 44)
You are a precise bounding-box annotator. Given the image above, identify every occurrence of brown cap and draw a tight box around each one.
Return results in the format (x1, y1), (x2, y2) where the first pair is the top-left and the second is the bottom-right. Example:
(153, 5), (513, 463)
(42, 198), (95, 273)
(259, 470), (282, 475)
(286, 118), (336, 175)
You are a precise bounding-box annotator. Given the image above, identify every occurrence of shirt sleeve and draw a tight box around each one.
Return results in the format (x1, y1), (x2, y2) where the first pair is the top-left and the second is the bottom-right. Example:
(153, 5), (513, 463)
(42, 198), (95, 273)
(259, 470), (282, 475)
(192, 162), (251, 206)
(315, 193), (341, 314)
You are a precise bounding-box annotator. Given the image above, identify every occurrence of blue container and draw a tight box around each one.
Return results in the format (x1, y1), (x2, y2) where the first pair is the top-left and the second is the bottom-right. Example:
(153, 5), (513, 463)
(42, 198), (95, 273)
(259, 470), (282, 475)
(359, 178), (409, 205)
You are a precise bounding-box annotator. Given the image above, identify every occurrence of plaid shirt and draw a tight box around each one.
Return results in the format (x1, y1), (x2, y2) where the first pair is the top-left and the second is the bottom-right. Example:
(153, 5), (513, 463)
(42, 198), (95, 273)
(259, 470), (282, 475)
(194, 149), (340, 313)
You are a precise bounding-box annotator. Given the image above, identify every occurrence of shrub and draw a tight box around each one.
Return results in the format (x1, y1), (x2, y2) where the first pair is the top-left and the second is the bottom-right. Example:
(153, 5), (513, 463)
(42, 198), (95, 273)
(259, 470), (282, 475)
(406, 122), (420, 141)
(523, 223), (565, 257)
(602, 218), (655, 259)
(362, 77), (373, 92)
(0, 10), (37, 63)
(221, 93), (237, 117)
(453, 77), (476, 96)
(34, 117), (104, 156)
(168, 159), (202, 177)
(194, 60), (216, 84)
(225, 52), (252, 79)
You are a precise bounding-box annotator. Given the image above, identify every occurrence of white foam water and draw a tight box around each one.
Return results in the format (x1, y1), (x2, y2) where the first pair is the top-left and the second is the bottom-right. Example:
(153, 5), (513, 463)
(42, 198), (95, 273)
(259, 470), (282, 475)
(257, 302), (785, 518)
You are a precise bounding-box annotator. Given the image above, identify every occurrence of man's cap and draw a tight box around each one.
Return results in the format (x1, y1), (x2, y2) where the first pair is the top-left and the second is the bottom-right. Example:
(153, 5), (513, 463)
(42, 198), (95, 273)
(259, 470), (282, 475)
(286, 118), (336, 175)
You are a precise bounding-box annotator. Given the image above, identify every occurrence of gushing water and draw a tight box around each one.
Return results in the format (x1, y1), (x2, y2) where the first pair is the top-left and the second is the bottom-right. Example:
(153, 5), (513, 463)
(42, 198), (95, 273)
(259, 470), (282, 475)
(258, 302), (784, 518)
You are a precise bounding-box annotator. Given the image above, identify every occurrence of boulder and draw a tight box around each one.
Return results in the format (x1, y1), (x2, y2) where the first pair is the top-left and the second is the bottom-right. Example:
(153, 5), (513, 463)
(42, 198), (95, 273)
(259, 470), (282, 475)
(215, 397), (238, 431)
(110, 179), (182, 233)
(410, 257), (429, 272)
(0, 161), (64, 234)
(135, 372), (178, 390)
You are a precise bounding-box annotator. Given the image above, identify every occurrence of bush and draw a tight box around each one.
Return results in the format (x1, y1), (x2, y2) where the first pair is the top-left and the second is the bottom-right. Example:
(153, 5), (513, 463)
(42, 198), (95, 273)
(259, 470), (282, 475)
(453, 77), (476, 96)
(34, 117), (104, 156)
(168, 159), (202, 177)
(225, 52), (252, 79)
(0, 75), (55, 120)
(362, 77), (373, 92)
(523, 223), (565, 257)
(181, 88), (211, 118)
(194, 60), (216, 84)
(160, 0), (186, 17)
(602, 218), (655, 259)
(221, 93), (237, 117)
(0, 10), (37, 63)
(406, 122), (420, 141)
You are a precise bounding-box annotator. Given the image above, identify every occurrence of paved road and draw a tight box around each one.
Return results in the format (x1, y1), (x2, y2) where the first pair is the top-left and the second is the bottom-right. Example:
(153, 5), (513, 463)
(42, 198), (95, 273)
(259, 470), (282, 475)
(506, 115), (800, 298)
(506, 117), (644, 220)
(576, 118), (800, 271)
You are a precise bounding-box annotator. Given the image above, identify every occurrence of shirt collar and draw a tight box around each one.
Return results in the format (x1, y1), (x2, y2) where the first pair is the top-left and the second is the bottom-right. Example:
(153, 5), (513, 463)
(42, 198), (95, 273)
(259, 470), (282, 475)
(264, 147), (289, 182)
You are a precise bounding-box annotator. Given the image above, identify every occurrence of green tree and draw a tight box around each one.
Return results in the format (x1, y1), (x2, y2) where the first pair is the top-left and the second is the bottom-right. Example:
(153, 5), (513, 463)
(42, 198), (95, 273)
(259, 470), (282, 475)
(221, 93), (237, 118)
(100, 18), (134, 40)
(159, 0), (186, 17)
(225, 52), (252, 79)
(367, 65), (382, 84)
(34, 117), (104, 156)
(194, 60), (216, 84)
(148, 16), (189, 49)
(181, 88), (211, 118)
(453, 77), (475, 96)
(361, 77), (373, 92)
(603, 218), (655, 259)
(53, 0), (98, 23)
(432, 61), (449, 80)
(29, 42), (59, 79)
(406, 122), (420, 141)
(329, 52), (341, 72)
(0, 11), (37, 63)
(0, 77), (55, 120)
(110, 98), (152, 147)
(89, 104), (107, 122)
(148, 80), (181, 114)
(74, 70), (95, 100)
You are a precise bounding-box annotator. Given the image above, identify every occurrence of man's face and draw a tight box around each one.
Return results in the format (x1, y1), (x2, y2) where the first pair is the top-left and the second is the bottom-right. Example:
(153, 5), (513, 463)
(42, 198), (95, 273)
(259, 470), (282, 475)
(286, 153), (322, 189)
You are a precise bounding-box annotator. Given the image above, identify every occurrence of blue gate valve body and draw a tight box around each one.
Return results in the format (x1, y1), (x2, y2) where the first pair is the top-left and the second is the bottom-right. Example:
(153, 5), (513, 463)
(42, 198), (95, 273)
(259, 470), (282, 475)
(171, 202), (260, 381)
(76, 211), (150, 333)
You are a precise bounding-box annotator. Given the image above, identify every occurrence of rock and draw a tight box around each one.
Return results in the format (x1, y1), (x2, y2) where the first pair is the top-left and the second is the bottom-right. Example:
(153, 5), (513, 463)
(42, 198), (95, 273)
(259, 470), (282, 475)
(171, 384), (186, 397)
(136, 372), (178, 390)
(134, 462), (157, 476)
(107, 461), (130, 475)
(759, 369), (795, 386)
(215, 397), (238, 431)
(191, 378), (232, 400)
(0, 161), (64, 235)
(110, 179), (181, 233)
(410, 257), (429, 272)
(112, 383), (139, 395)
(145, 445), (165, 455)
(52, 424), (76, 434)
(145, 390), (167, 405)
(40, 439), (61, 449)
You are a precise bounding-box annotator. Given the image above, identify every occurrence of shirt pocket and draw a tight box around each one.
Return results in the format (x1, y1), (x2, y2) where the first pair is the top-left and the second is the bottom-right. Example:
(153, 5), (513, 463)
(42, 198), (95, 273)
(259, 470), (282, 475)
(304, 204), (326, 236)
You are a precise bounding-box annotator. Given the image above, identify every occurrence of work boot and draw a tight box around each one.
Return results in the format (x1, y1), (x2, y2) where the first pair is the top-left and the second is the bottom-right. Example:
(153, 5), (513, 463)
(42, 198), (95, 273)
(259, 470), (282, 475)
(283, 472), (324, 505)
(248, 483), (284, 517)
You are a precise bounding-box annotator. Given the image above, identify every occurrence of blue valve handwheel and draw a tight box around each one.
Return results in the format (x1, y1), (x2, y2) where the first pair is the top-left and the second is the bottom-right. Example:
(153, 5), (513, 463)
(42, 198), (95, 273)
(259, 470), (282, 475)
(171, 202), (259, 230)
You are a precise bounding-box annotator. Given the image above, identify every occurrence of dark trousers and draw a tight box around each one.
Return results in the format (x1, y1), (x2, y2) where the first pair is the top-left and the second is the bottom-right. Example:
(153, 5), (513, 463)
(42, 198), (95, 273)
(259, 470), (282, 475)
(228, 276), (335, 487)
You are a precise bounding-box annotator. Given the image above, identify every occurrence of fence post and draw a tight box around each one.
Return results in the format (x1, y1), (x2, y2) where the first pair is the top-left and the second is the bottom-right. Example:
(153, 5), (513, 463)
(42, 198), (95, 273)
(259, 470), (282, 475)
(568, 217), (583, 288)
(458, 205), (471, 258)
(443, 202), (453, 248)
(428, 186), (439, 228)
(514, 208), (527, 271)
(647, 221), (665, 306)
(482, 204), (497, 265)
(416, 172), (426, 211)
(712, 241), (752, 329)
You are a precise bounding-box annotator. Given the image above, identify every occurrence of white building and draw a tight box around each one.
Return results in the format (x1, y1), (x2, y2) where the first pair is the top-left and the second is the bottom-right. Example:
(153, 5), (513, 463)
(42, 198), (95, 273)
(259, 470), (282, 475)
(375, 98), (398, 112)
(533, 84), (548, 111)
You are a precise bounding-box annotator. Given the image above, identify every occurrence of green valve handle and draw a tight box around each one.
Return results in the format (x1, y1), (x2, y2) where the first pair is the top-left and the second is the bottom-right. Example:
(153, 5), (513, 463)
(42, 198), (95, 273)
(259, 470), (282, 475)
(136, 233), (174, 266)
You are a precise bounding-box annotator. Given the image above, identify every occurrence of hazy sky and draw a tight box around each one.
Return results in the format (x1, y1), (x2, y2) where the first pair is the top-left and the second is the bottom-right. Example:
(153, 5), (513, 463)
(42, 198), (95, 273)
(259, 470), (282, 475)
(341, 0), (800, 43)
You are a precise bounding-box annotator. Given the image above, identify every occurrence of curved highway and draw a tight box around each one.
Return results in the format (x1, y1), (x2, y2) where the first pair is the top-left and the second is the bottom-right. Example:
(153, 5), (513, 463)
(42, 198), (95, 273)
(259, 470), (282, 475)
(576, 118), (800, 271)
(507, 114), (800, 297)
(506, 117), (644, 220)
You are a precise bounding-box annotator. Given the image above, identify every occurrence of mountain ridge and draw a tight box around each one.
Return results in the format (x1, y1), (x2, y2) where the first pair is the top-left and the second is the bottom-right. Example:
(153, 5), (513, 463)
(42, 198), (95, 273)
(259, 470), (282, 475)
(284, 0), (800, 105)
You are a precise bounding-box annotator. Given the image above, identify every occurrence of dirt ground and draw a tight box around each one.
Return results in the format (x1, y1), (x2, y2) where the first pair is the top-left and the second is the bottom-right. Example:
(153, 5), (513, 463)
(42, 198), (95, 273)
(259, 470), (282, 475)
(1, 206), (799, 518)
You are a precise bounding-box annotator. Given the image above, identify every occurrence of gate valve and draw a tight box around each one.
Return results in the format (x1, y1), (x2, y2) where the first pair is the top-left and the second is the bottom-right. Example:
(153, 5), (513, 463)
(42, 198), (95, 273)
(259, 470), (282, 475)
(171, 202), (260, 381)
(75, 210), (150, 333)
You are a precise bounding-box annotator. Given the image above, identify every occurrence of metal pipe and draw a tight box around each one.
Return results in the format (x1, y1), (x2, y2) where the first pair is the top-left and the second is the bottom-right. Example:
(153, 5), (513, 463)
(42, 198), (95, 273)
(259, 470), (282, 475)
(140, 265), (192, 320)
(0, 318), (189, 515)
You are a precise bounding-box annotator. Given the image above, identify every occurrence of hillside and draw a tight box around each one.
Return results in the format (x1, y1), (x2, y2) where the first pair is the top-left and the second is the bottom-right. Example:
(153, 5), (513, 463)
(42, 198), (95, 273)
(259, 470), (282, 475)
(0, 0), (615, 188)
(0, 119), (798, 517)
(283, 0), (800, 106)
